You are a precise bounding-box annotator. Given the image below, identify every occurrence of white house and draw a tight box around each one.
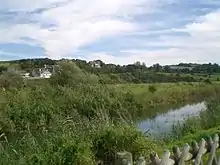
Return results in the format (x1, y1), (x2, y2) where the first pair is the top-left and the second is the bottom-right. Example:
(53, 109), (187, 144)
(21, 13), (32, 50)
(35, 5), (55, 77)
(20, 72), (30, 78)
(39, 69), (52, 79)
(89, 60), (102, 68)
(23, 73), (30, 78)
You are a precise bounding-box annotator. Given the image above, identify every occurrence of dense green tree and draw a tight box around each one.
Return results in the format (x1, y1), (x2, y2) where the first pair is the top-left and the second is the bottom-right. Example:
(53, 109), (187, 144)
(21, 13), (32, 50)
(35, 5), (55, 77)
(50, 61), (98, 86)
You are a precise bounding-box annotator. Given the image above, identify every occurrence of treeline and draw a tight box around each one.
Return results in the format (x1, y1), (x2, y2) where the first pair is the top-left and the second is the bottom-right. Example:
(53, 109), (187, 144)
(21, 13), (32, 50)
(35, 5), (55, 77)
(1, 58), (220, 83)
(98, 72), (198, 84)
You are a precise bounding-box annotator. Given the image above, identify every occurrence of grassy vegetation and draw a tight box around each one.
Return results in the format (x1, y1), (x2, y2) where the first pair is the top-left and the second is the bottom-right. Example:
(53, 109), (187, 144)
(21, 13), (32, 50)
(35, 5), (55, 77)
(0, 62), (10, 67)
(159, 72), (220, 82)
(165, 126), (220, 149)
(113, 82), (220, 120)
(1, 61), (220, 164)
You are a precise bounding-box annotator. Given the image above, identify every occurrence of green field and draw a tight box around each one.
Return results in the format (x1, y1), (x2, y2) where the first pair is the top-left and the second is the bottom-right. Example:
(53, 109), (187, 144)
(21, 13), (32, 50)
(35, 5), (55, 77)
(115, 82), (220, 105)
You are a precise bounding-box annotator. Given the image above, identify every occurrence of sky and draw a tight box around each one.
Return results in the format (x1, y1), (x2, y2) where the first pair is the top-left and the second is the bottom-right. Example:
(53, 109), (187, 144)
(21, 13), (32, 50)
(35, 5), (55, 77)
(0, 0), (220, 65)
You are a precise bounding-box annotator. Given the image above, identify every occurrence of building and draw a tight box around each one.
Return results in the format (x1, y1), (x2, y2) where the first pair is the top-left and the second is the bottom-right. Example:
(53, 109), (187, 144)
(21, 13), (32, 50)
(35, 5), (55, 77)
(23, 73), (30, 78)
(39, 65), (52, 78)
(30, 64), (53, 79)
(40, 69), (52, 78)
(89, 60), (102, 68)
(19, 71), (30, 78)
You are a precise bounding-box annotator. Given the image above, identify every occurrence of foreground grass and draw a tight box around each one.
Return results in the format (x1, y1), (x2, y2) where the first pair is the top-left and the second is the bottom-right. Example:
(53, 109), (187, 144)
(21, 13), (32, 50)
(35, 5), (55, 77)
(165, 126), (220, 149)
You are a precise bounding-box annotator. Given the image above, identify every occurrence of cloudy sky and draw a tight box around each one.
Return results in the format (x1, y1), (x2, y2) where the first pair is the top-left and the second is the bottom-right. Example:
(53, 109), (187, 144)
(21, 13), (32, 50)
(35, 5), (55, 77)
(0, 0), (220, 65)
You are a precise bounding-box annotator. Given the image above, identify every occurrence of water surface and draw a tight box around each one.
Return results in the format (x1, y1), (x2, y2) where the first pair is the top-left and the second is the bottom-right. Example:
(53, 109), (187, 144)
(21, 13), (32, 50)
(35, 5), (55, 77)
(137, 102), (206, 137)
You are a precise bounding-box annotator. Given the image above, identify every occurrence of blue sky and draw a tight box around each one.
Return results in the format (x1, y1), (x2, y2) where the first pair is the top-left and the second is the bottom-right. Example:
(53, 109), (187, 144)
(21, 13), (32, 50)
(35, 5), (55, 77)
(0, 0), (220, 65)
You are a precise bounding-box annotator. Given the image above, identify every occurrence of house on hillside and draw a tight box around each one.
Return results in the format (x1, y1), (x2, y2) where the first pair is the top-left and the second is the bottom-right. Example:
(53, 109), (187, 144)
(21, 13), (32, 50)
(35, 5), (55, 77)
(39, 65), (52, 78)
(23, 73), (30, 78)
(30, 65), (53, 79)
(39, 69), (52, 78)
(18, 70), (30, 78)
(89, 60), (103, 68)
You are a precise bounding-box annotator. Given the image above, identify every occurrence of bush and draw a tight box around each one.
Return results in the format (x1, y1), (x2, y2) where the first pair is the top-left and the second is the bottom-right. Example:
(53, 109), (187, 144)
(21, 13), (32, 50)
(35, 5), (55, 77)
(92, 124), (158, 163)
(50, 61), (98, 86)
(204, 79), (212, 84)
(148, 85), (157, 93)
(0, 71), (24, 88)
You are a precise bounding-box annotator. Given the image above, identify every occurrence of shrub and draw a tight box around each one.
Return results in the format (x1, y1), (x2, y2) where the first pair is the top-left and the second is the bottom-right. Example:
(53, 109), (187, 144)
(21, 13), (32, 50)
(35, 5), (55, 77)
(92, 124), (158, 163)
(148, 85), (157, 93)
(50, 61), (98, 86)
(204, 79), (212, 84)
(0, 71), (24, 88)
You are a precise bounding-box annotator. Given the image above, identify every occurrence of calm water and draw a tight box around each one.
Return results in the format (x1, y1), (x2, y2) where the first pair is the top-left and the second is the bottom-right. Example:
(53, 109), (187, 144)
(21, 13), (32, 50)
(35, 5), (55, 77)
(137, 102), (206, 137)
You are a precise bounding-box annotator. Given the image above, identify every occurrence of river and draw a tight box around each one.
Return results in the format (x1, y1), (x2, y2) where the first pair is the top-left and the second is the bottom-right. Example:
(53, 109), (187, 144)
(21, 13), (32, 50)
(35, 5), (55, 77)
(137, 102), (207, 137)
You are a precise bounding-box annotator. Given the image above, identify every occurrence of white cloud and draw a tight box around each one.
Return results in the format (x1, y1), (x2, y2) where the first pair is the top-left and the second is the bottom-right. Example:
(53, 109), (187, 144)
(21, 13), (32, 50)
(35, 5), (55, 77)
(0, 0), (168, 59)
(1, 0), (220, 65)
(0, 0), (66, 12)
(84, 9), (220, 66)
(85, 47), (220, 66)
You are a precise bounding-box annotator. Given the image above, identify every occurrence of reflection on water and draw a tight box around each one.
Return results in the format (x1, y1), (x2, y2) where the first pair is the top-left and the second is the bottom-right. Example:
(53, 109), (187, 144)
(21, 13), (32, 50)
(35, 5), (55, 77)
(137, 102), (206, 137)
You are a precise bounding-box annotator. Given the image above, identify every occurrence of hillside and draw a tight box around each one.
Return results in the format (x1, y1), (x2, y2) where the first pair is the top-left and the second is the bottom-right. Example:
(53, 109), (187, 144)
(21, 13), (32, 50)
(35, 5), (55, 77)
(1, 58), (220, 83)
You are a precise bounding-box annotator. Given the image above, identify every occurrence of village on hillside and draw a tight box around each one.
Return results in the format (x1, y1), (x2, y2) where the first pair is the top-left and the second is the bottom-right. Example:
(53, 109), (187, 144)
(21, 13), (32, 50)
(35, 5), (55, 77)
(20, 64), (55, 79)
(19, 60), (103, 79)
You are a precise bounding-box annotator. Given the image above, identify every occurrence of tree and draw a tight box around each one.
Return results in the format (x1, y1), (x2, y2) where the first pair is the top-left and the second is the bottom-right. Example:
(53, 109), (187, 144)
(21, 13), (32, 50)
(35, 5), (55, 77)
(50, 61), (98, 86)
(148, 85), (157, 93)
(134, 61), (141, 66)
(163, 66), (171, 73)
(204, 79), (212, 84)
(152, 63), (162, 72)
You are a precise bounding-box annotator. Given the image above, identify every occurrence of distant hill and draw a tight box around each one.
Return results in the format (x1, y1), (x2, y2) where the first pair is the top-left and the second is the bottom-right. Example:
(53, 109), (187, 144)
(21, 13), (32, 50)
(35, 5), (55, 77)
(1, 58), (220, 83)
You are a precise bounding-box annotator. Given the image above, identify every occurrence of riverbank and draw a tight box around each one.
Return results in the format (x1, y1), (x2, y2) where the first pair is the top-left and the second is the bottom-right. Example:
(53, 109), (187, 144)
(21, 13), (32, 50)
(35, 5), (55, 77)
(138, 102), (206, 137)
(164, 97), (220, 142)
(114, 82), (220, 119)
